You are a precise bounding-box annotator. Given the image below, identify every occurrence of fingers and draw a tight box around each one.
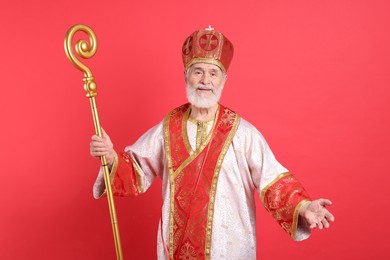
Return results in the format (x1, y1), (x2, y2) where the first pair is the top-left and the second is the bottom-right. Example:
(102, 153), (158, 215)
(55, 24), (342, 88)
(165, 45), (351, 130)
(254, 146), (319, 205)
(309, 217), (327, 230)
(319, 198), (332, 207)
(317, 220), (324, 230)
(91, 135), (108, 143)
(91, 128), (111, 142)
(321, 217), (330, 229)
(90, 145), (109, 157)
(309, 222), (317, 229)
(90, 136), (105, 148)
(325, 211), (335, 222)
(89, 129), (115, 164)
(309, 212), (334, 230)
(90, 129), (112, 147)
(90, 134), (108, 157)
(91, 146), (109, 153)
(320, 199), (335, 223)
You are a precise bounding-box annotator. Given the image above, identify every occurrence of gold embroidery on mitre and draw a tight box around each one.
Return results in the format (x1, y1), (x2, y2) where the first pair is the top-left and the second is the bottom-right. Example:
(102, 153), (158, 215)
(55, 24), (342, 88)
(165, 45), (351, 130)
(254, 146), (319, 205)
(182, 28), (234, 73)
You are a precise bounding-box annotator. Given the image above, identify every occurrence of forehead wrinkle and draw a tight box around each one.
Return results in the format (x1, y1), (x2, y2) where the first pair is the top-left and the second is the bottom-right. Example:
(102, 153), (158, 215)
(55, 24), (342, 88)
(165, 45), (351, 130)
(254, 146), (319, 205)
(191, 67), (222, 76)
(190, 63), (223, 72)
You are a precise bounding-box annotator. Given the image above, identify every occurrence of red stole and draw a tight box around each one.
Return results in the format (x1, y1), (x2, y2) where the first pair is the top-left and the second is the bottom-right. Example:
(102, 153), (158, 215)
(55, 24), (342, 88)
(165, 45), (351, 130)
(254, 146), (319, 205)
(164, 103), (239, 259)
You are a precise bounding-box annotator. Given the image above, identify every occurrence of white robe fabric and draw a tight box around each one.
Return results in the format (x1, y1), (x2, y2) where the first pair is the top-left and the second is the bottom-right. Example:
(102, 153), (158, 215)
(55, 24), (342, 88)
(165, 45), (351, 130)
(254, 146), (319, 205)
(93, 117), (310, 259)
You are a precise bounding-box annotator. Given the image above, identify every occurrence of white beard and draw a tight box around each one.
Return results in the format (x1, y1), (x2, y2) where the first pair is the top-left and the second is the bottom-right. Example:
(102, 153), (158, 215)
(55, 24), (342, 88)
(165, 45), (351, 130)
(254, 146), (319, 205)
(186, 83), (223, 108)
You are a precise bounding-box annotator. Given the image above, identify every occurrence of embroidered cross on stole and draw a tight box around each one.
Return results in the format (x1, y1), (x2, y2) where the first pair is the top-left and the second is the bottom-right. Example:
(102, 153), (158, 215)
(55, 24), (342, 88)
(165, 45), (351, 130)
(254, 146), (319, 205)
(164, 103), (240, 260)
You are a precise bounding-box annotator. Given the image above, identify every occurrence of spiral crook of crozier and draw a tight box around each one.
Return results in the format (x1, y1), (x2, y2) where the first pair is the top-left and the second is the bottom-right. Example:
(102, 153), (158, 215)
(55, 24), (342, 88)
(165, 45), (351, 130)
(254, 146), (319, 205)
(75, 37), (97, 60)
(64, 24), (98, 97)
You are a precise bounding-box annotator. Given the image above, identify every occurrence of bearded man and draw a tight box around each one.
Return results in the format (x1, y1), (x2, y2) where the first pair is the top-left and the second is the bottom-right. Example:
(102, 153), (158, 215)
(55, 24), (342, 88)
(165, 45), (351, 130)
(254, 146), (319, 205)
(90, 27), (335, 260)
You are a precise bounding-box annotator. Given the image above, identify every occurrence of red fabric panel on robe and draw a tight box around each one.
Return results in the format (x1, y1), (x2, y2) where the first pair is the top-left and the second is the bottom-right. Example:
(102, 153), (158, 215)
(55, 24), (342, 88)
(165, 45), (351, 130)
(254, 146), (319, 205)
(111, 152), (140, 197)
(263, 173), (311, 238)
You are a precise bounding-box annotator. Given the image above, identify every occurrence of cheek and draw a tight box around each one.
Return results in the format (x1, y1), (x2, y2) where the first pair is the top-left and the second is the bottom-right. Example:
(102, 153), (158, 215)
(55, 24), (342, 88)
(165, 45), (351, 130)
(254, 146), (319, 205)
(187, 77), (199, 87)
(212, 78), (223, 88)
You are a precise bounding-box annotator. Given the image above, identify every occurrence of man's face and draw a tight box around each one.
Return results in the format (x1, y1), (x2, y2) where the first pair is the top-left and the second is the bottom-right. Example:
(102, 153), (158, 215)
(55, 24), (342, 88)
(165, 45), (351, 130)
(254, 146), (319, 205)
(185, 63), (227, 108)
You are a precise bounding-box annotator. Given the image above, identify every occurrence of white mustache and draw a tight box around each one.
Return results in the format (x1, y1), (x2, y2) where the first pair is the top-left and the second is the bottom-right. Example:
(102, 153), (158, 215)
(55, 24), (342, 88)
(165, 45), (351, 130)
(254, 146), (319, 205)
(195, 84), (215, 92)
(186, 83), (223, 108)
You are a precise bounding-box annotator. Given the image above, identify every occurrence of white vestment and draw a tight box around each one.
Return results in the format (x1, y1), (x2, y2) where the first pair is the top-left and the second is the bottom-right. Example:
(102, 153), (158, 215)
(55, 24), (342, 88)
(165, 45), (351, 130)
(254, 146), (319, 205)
(94, 117), (311, 259)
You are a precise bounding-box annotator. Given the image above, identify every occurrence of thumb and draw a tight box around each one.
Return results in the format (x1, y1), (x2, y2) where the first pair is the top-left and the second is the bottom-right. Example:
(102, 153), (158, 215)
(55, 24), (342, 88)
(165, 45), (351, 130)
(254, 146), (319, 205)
(101, 128), (109, 139)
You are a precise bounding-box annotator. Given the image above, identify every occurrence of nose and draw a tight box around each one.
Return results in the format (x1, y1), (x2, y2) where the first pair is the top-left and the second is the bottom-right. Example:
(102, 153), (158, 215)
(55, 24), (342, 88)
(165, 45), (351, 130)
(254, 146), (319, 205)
(200, 73), (211, 85)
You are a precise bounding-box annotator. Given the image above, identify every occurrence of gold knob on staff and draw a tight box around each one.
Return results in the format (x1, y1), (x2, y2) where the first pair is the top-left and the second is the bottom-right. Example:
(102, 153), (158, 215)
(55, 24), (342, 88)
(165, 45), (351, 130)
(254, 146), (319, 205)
(64, 24), (123, 260)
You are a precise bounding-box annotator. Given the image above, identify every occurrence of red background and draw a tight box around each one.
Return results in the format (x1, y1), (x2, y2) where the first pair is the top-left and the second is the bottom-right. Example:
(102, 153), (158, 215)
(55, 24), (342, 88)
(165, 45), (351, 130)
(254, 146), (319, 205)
(1, 0), (389, 259)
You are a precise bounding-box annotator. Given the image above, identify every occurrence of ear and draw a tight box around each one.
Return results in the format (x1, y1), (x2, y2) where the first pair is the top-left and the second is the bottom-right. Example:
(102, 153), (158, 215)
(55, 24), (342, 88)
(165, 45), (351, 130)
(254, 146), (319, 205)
(222, 73), (228, 84)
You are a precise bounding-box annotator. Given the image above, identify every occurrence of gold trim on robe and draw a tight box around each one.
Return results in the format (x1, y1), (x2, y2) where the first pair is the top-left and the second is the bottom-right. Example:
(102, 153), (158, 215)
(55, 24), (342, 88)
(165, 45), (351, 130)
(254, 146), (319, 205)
(164, 103), (239, 260)
(260, 172), (311, 239)
(205, 107), (240, 256)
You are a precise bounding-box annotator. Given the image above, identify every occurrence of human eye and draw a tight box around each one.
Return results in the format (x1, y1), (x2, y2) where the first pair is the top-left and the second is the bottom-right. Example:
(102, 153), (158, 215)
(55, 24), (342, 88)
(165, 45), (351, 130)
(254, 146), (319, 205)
(209, 70), (219, 78)
(193, 70), (203, 76)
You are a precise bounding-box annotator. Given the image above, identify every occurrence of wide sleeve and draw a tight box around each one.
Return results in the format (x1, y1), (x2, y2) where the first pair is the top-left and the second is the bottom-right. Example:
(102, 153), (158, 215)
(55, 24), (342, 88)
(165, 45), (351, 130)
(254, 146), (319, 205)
(93, 121), (165, 198)
(239, 119), (311, 240)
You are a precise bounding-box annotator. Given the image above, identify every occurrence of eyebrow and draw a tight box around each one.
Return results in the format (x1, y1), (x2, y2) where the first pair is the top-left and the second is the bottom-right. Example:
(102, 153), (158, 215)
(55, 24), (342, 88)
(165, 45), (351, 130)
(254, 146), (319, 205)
(192, 67), (221, 73)
(192, 66), (205, 71)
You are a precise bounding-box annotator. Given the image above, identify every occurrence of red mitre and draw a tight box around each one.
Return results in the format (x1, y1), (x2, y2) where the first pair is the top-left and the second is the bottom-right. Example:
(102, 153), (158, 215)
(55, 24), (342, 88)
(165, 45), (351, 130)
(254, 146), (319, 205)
(182, 26), (234, 73)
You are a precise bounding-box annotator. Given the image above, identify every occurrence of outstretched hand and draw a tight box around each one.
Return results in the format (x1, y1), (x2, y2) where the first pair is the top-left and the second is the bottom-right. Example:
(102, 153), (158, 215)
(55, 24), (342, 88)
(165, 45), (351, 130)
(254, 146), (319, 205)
(299, 199), (335, 230)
